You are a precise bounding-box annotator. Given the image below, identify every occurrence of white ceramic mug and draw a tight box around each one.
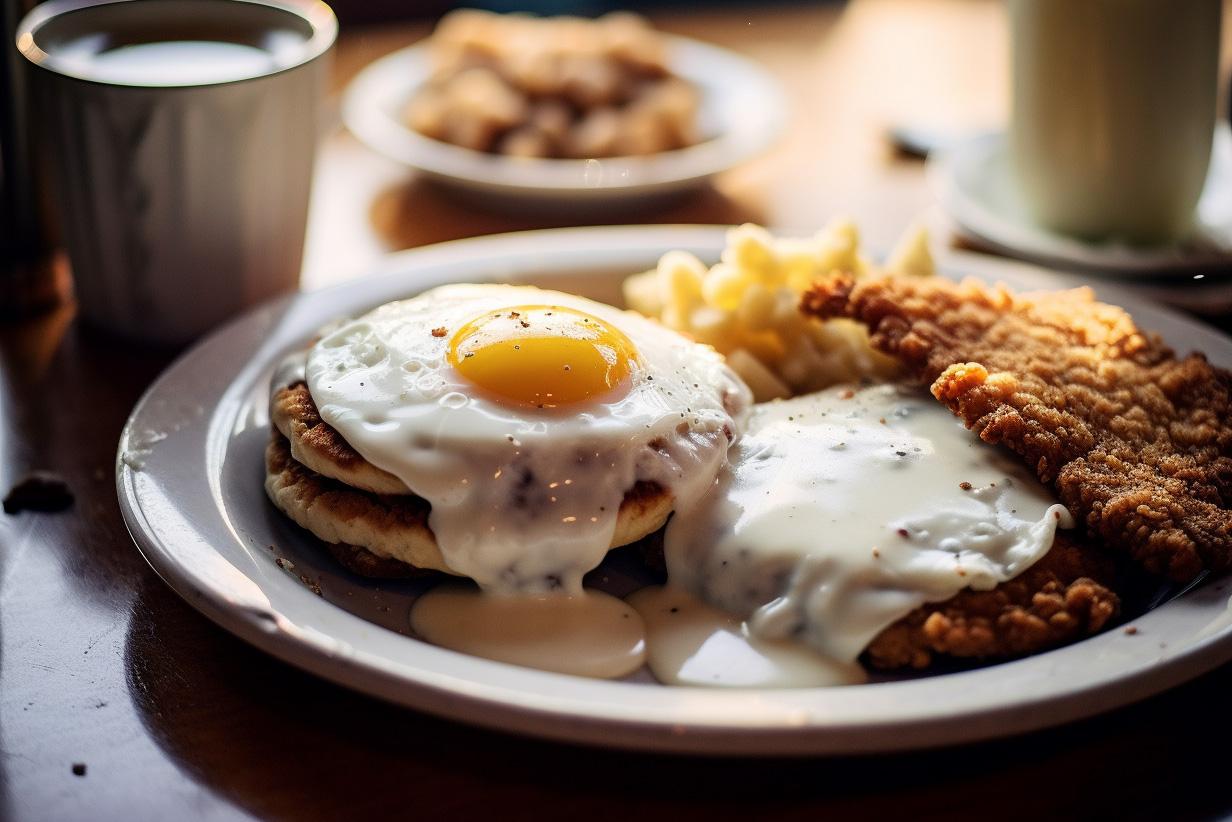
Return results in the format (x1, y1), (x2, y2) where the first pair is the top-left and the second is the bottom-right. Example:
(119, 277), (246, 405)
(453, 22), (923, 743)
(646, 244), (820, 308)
(17, 0), (336, 344)
(1008, 0), (1221, 245)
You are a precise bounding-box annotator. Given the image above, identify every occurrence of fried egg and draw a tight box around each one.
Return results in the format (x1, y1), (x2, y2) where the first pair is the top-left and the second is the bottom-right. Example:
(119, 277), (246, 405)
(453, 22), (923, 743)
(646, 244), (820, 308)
(306, 283), (752, 593)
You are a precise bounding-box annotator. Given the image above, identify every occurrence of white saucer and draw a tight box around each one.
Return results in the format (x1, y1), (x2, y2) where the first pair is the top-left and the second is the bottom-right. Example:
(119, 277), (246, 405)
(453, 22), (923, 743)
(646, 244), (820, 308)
(117, 225), (1232, 756)
(931, 128), (1232, 311)
(341, 38), (787, 213)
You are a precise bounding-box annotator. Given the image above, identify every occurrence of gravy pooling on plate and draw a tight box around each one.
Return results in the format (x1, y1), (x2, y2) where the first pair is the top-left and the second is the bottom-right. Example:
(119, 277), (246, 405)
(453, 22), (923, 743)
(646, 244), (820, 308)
(410, 586), (647, 679)
(627, 585), (868, 687)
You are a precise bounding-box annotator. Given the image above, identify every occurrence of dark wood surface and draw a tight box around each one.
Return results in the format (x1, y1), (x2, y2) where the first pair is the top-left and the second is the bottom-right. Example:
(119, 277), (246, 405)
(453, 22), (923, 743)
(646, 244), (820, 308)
(5, 3), (1232, 819)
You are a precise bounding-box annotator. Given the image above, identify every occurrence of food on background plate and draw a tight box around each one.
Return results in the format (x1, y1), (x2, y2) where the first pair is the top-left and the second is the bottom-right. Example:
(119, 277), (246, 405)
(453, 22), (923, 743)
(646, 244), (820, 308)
(263, 223), (1226, 686)
(405, 10), (700, 159)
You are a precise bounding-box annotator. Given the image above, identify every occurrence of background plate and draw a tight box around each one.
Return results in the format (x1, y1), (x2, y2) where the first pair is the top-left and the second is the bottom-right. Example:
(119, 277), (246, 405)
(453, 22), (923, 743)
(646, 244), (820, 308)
(118, 226), (1232, 755)
(930, 129), (1232, 278)
(341, 39), (786, 210)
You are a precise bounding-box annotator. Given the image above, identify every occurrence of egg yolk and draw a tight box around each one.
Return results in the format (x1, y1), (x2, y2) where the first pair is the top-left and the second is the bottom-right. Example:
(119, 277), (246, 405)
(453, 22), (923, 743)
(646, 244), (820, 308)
(447, 305), (639, 408)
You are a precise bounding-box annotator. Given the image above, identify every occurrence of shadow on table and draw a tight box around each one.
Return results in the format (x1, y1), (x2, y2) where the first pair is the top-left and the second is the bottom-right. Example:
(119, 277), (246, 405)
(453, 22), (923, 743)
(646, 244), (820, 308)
(0, 310), (182, 820)
(124, 573), (1232, 821)
(368, 177), (767, 252)
(0, 309), (179, 610)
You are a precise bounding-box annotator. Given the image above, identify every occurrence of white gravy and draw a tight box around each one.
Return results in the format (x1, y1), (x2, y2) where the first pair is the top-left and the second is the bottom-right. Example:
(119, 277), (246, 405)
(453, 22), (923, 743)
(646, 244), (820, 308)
(628, 585), (867, 687)
(410, 585), (646, 679)
(664, 384), (1074, 664)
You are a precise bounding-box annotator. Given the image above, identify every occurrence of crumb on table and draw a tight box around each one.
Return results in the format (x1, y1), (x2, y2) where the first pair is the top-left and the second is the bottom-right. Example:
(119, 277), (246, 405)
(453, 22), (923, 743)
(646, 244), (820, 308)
(4, 471), (75, 514)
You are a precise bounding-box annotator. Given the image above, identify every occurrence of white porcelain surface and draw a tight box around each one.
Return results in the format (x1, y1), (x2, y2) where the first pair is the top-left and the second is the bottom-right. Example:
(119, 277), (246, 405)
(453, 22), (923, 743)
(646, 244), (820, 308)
(931, 128), (1232, 308)
(118, 226), (1232, 755)
(340, 39), (786, 210)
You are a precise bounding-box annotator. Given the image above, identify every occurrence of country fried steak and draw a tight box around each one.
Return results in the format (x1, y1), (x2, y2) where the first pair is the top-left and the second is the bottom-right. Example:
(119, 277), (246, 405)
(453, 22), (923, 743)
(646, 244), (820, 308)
(802, 273), (1232, 583)
(636, 528), (1120, 670)
(864, 534), (1118, 669)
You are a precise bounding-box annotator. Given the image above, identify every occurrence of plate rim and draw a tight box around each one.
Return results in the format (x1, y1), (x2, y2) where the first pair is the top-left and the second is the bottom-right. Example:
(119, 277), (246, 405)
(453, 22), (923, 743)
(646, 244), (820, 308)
(117, 224), (1232, 756)
(930, 129), (1232, 280)
(339, 37), (788, 196)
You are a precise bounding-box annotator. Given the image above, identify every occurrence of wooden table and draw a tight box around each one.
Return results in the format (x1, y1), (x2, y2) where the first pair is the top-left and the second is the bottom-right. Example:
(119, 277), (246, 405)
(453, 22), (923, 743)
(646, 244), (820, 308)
(4, 2), (1232, 818)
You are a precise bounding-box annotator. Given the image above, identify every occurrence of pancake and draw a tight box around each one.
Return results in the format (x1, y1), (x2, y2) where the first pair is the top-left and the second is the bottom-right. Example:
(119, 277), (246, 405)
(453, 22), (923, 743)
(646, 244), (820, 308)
(324, 542), (440, 580)
(271, 381), (410, 495)
(264, 433), (449, 573)
(264, 434), (675, 578)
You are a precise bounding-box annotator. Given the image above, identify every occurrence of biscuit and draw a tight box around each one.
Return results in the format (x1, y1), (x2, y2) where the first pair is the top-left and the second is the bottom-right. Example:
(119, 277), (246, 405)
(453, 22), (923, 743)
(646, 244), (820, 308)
(265, 433), (451, 573)
(264, 433), (675, 577)
(271, 381), (410, 495)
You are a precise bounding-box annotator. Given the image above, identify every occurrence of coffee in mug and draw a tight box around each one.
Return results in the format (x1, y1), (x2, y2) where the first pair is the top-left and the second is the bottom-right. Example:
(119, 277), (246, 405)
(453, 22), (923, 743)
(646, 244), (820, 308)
(17, 0), (336, 343)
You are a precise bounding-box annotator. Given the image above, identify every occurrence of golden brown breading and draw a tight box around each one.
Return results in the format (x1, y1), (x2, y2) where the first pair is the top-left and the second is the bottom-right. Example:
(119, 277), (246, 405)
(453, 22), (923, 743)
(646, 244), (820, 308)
(802, 273), (1232, 582)
(639, 529), (1118, 670)
(863, 534), (1119, 669)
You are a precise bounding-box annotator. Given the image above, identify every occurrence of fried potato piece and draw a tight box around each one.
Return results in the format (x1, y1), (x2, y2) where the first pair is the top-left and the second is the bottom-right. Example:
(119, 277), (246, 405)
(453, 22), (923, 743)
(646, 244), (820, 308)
(802, 273), (1232, 582)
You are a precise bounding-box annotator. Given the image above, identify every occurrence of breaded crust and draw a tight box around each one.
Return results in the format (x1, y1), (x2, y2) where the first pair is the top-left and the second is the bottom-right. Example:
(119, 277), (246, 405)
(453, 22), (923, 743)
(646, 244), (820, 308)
(637, 529), (1120, 670)
(264, 434), (676, 575)
(863, 534), (1119, 669)
(271, 382), (411, 495)
(802, 274), (1232, 582)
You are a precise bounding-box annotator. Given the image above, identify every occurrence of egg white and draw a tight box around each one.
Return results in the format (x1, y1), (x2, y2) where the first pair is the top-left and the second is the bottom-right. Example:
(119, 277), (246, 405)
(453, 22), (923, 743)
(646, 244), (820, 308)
(306, 283), (752, 593)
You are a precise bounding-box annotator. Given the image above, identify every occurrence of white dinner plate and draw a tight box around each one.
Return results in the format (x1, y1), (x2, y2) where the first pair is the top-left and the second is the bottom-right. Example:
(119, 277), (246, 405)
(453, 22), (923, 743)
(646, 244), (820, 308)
(926, 126), (1232, 284)
(118, 225), (1232, 756)
(340, 39), (786, 212)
